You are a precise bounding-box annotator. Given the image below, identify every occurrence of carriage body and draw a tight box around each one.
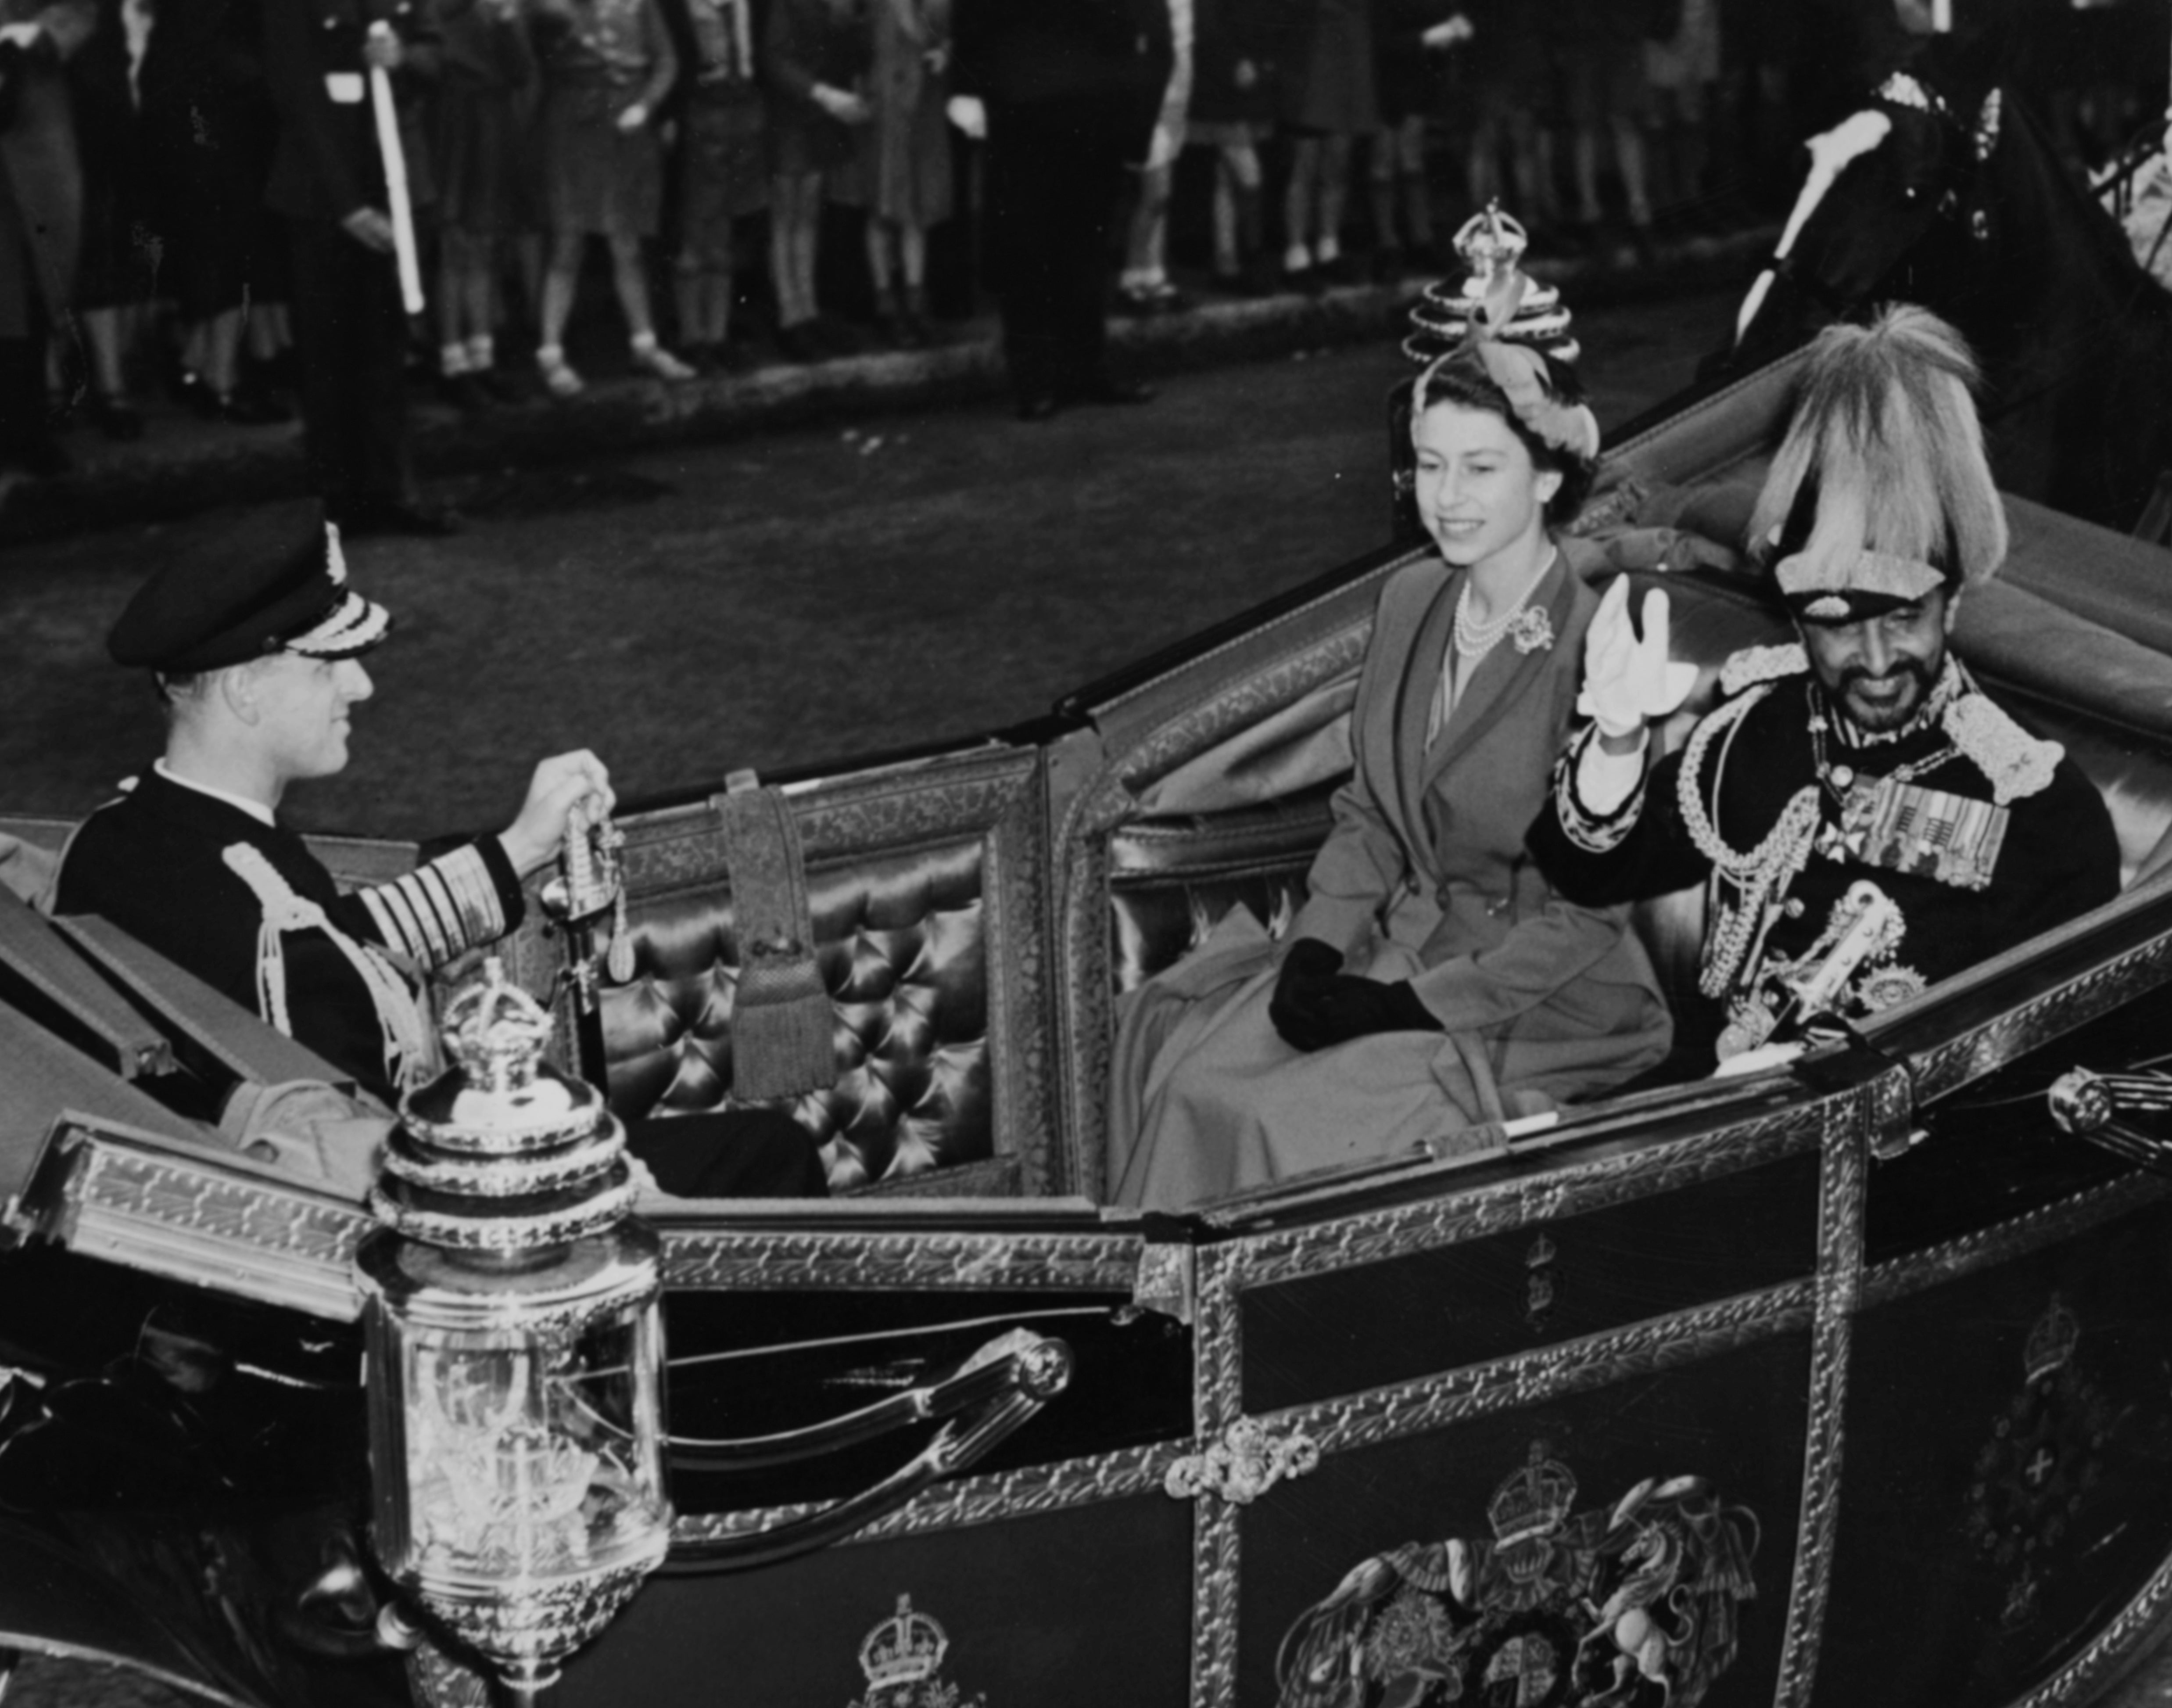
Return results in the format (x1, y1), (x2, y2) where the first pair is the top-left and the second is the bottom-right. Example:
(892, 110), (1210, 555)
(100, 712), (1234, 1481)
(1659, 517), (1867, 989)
(8, 348), (2172, 1708)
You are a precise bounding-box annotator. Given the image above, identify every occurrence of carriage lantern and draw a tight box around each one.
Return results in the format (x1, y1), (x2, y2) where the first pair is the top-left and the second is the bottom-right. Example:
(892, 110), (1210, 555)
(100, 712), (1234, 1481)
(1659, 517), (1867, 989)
(356, 956), (669, 1704)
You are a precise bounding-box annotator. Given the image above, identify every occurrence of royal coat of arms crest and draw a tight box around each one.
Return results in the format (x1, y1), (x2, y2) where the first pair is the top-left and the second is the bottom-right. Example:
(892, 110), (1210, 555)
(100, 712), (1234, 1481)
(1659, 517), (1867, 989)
(1276, 1443), (1760, 1708)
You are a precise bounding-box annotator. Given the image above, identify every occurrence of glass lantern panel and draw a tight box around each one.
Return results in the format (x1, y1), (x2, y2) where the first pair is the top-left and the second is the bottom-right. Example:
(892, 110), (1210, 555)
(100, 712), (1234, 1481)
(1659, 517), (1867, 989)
(402, 1301), (668, 1585)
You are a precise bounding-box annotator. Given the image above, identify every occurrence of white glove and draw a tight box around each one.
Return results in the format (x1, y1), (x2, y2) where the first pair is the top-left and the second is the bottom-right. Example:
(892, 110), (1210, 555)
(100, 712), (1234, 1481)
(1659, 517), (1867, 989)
(946, 94), (987, 140)
(1576, 578), (1699, 740)
(1422, 14), (1473, 49)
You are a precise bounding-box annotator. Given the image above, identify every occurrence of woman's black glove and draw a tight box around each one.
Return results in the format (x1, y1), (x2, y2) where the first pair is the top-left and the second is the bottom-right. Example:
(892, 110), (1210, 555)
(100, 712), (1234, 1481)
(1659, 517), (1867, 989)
(1271, 939), (1442, 1051)
(1269, 938), (1345, 1051)
(1300, 975), (1442, 1048)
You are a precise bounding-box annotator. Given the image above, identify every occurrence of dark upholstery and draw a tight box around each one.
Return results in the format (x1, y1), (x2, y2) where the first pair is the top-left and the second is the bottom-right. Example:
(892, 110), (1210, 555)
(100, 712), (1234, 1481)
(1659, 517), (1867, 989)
(602, 837), (993, 1191)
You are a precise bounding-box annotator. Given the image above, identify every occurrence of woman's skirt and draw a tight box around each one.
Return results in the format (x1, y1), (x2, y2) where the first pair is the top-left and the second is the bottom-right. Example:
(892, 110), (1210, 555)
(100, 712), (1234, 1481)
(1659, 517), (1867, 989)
(1108, 906), (1670, 1211)
(539, 74), (663, 237)
(437, 82), (541, 237)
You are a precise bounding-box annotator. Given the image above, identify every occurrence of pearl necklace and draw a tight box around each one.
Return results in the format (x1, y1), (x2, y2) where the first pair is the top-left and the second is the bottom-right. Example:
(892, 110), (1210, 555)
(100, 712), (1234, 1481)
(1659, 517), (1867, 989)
(1452, 547), (1557, 659)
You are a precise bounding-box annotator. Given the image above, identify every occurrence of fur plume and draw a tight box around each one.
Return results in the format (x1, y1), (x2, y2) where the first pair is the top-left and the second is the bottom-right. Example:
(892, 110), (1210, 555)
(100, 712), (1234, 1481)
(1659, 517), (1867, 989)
(1749, 304), (2008, 593)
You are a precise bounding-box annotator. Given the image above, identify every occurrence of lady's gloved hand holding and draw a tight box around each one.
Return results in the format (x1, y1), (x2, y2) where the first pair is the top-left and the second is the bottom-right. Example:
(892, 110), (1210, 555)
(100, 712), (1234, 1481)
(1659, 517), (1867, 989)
(1271, 938), (1441, 1051)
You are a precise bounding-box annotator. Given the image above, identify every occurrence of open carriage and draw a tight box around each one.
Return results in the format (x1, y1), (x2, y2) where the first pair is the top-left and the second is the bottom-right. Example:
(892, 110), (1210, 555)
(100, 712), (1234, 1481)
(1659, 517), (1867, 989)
(11, 317), (2172, 1708)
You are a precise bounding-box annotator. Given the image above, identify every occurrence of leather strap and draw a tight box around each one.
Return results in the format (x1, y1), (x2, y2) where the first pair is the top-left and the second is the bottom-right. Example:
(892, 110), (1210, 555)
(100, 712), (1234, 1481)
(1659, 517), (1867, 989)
(713, 773), (835, 1102)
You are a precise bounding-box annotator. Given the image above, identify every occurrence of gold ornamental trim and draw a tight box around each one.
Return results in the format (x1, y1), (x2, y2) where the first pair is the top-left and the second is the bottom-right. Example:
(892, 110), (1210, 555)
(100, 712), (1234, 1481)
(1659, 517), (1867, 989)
(1218, 1097), (1827, 1289)
(656, 1227), (1144, 1292)
(1771, 1086), (1875, 1708)
(1165, 1419), (1320, 1506)
(1902, 926), (2172, 1104)
(1862, 1171), (2172, 1308)
(669, 1440), (1181, 1551)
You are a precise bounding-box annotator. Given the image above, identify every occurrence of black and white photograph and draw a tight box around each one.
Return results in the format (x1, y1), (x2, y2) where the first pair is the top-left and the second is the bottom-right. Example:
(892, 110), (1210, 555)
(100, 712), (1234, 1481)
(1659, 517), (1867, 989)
(4, 0), (2172, 1703)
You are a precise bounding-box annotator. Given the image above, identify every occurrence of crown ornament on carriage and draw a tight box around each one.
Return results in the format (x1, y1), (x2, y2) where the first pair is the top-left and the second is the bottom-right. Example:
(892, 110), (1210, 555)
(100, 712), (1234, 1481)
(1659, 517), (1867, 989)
(860, 1595), (949, 1693)
(1487, 1440), (1581, 1588)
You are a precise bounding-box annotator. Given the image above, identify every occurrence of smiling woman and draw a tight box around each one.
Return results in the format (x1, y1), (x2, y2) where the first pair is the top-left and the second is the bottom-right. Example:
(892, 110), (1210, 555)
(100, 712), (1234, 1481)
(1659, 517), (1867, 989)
(1104, 312), (1672, 1210)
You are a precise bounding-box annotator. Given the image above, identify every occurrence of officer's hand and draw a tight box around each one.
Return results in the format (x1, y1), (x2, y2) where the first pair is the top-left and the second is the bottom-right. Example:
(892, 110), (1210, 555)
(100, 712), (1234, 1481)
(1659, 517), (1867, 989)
(946, 94), (986, 139)
(616, 100), (649, 131)
(0, 22), (46, 50)
(363, 24), (403, 69)
(340, 207), (396, 253)
(500, 750), (616, 877)
(1576, 577), (1697, 748)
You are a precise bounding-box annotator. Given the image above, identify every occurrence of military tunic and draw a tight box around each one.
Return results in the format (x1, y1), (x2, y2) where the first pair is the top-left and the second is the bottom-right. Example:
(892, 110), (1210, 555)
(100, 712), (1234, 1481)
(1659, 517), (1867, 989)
(56, 765), (520, 1102)
(1528, 643), (2122, 1068)
(54, 765), (830, 1197)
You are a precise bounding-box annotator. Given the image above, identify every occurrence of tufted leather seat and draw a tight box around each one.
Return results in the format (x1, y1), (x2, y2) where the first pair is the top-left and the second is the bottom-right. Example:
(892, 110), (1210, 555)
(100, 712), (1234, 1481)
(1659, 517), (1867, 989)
(601, 838), (992, 1191)
(523, 743), (1056, 1199)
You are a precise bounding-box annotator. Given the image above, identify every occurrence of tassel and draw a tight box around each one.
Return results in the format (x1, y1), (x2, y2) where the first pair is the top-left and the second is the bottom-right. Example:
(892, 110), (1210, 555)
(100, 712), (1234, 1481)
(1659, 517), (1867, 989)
(716, 777), (835, 1102)
(606, 884), (636, 984)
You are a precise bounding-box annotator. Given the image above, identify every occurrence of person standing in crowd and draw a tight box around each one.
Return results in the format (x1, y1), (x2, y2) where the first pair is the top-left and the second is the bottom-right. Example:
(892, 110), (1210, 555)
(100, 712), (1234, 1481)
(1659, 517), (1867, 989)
(849, 0), (950, 347)
(432, 0), (538, 408)
(763, 0), (870, 362)
(1364, 0), (1446, 279)
(146, 0), (293, 431)
(531, 0), (692, 395)
(1277, 0), (1378, 289)
(1556, 0), (1656, 255)
(1452, 0), (1559, 243)
(672, 0), (766, 369)
(1186, 0), (1286, 296)
(68, 0), (157, 440)
(0, 0), (88, 475)
(1642, 0), (1718, 227)
(262, 0), (451, 535)
(949, 0), (1170, 420)
(1114, 0), (1190, 317)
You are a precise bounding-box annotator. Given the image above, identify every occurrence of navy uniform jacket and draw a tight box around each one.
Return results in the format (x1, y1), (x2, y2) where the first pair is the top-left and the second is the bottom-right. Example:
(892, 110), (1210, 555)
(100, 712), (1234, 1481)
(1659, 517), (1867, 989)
(1528, 645), (2121, 1065)
(951, 0), (1169, 153)
(55, 766), (832, 1197)
(262, 0), (440, 219)
(56, 766), (521, 1104)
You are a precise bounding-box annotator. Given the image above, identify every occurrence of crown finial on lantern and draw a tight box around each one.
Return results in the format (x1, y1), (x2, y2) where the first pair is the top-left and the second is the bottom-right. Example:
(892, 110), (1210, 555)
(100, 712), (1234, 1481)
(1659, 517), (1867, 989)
(443, 955), (553, 1096)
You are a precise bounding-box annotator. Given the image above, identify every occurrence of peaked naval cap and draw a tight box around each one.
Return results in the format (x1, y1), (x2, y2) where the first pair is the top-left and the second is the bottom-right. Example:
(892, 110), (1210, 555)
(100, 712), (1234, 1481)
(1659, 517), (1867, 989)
(108, 512), (392, 674)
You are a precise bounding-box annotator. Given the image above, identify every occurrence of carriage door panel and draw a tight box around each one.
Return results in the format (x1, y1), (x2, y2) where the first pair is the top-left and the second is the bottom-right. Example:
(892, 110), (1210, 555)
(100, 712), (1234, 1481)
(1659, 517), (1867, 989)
(1185, 1069), (1890, 1708)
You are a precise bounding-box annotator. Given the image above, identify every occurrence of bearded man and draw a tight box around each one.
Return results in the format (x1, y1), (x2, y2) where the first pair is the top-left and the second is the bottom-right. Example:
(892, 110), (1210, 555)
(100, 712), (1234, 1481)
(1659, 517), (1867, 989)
(1528, 304), (2119, 1071)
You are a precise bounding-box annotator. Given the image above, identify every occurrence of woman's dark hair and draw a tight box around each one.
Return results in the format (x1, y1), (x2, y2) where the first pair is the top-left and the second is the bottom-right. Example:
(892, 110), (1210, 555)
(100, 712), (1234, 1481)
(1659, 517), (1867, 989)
(1411, 344), (1598, 524)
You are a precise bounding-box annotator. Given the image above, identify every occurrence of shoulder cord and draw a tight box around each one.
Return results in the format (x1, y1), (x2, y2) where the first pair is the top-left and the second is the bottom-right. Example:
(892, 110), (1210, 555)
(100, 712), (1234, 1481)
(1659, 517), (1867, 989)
(1676, 685), (1823, 1001)
(222, 844), (437, 1093)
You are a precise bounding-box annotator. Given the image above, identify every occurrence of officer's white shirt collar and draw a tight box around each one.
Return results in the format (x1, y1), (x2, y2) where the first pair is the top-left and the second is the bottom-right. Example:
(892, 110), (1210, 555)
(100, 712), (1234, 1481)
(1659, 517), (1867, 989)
(153, 759), (276, 828)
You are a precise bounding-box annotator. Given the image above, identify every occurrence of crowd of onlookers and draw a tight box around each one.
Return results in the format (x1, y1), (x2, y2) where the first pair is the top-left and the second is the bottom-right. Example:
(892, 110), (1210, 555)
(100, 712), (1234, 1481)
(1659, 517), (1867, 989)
(0, 0), (2164, 477)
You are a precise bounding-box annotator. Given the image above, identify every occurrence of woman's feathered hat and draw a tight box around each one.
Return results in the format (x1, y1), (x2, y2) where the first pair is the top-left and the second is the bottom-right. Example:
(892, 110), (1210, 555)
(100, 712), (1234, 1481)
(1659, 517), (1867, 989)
(1407, 204), (1599, 461)
(1749, 304), (2007, 623)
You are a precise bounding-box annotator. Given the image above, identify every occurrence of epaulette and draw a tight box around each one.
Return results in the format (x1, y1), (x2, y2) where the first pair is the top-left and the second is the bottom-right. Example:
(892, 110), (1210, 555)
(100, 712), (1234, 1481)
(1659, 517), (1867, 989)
(1943, 692), (2064, 806)
(1718, 643), (1807, 698)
